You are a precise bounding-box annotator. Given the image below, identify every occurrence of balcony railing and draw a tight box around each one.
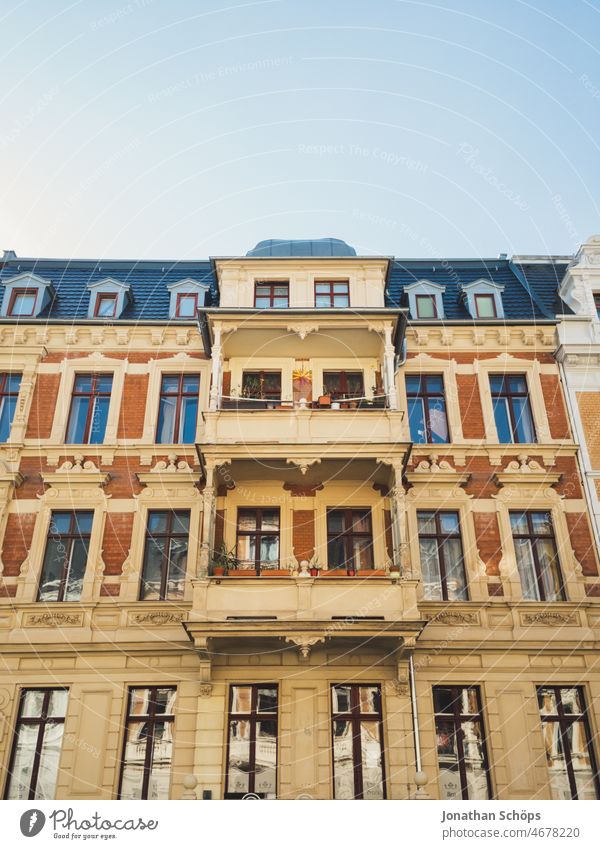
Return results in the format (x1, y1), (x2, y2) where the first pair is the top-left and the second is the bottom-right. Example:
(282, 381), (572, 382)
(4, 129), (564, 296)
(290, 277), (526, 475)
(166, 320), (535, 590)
(218, 394), (389, 411)
(209, 561), (392, 578)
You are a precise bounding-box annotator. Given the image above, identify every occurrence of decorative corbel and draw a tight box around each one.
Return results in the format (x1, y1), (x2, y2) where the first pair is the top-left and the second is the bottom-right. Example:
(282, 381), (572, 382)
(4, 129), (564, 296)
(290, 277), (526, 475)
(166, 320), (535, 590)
(285, 634), (326, 662)
(286, 458), (321, 476)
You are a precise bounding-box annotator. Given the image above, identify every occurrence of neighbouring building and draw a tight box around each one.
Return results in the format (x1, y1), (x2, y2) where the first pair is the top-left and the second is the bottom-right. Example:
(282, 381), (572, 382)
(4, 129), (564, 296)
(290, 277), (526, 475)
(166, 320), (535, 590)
(0, 236), (599, 802)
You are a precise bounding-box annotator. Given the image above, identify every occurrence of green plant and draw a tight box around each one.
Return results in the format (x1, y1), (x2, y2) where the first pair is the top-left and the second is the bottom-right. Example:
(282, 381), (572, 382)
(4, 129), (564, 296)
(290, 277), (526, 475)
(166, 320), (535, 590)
(210, 544), (239, 574)
(242, 376), (261, 398)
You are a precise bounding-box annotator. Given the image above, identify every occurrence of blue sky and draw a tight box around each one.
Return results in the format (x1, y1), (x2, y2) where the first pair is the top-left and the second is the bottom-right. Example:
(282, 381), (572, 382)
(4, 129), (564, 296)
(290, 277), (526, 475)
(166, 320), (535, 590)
(1, 0), (599, 259)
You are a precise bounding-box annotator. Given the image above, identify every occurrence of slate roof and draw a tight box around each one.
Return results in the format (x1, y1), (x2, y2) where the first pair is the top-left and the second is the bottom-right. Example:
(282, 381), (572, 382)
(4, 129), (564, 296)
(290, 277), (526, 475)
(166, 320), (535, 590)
(0, 250), (572, 322)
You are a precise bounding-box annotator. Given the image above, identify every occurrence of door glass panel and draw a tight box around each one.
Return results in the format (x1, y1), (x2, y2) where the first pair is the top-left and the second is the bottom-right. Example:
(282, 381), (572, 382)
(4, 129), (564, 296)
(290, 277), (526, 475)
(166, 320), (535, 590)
(256, 688), (278, 713)
(227, 719), (251, 794)
(428, 398), (448, 442)
(419, 538), (443, 600)
(333, 720), (355, 800)
(255, 721), (277, 796)
(332, 686), (352, 713)
(361, 722), (384, 799)
(119, 722), (147, 799)
(513, 538), (540, 600)
(436, 720), (462, 800)
(462, 720), (489, 800)
(6, 724), (38, 799)
(443, 538), (468, 600)
(147, 721), (173, 800)
(34, 722), (64, 799)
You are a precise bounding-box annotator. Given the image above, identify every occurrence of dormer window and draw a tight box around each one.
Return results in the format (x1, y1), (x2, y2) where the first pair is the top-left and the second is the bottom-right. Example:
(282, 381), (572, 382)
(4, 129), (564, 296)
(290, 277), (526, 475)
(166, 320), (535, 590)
(1, 272), (54, 318)
(167, 278), (209, 319)
(460, 280), (504, 319)
(87, 278), (131, 319)
(405, 280), (445, 320)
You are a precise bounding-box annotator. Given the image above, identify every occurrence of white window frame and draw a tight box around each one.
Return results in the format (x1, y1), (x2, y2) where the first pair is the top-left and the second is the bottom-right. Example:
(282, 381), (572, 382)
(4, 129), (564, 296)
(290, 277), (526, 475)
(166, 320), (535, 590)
(460, 279), (505, 319)
(404, 280), (446, 320)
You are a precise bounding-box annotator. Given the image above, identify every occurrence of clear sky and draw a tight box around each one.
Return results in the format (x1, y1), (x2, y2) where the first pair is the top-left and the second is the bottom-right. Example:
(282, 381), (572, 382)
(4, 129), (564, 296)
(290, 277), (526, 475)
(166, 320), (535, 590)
(1, 0), (599, 260)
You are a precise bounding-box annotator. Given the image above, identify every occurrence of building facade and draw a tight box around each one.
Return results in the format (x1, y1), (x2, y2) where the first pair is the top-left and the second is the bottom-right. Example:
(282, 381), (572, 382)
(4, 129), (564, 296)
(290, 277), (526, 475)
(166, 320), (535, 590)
(0, 237), (599, 802)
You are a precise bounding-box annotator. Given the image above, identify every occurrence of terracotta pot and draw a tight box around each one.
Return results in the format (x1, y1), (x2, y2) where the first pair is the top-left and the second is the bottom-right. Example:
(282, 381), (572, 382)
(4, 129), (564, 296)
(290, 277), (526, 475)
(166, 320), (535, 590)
(310, 568), (319, 577)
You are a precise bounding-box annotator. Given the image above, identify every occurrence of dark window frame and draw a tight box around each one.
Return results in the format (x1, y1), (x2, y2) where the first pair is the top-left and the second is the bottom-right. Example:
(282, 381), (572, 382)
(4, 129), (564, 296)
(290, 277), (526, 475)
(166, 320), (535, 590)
(433, 685), (493, 801)
(415, 293), (438, 318)
(175, 292), (198, 318)
(322, 370), (365, 401)
(225, 683), (279, 799)
(37, 510), (93, 602)
(510, 511), (566, 602)
(8, 287), (38, 317)
(331, 683), (386, 800)
(241, 370), (282, 401)
(117, 686), (177, 801)
(490, 373), (536, 444)
(0, 372), (22, 442)
(406, 373), (449, 444)
(65, 372), (113, 444)
(155, 373), (200, 444)
(4, 687), (68, 800)
(236, 508), (280, 572)
(594, 294), (600, 320)
(254, 282), (289, 309)
(326, 508), (374, 570)
(474, 293), (497, 318)
(314, 280), (350, 308)
(93, 292), (118, 318)
(417, 510), (468, 601)
(139, 510), (190, 601)
(536, 685), (600, 800)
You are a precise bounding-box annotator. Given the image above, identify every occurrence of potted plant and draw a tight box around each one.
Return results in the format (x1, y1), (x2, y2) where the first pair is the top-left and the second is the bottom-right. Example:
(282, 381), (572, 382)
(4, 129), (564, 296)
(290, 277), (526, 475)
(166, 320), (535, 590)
(210, 544), (239, 576)
(388, 561), (401, 580)
(309, 557), (321, 577)
(346, 565), (357, 577)
(318, 384), (332, 407)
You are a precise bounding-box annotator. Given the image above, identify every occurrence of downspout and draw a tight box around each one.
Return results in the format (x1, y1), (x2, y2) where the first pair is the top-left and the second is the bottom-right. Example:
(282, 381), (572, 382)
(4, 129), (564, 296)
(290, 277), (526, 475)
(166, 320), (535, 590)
(409, 655), (421, 771)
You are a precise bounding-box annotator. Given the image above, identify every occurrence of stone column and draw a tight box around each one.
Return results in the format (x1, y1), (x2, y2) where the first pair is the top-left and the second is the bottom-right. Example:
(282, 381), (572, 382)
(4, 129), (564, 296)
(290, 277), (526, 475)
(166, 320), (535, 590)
(208, 324), (223, 411)
(199, 461), (217, 576)
(389, 461), (411, 576)
(383, 325), (399, 410)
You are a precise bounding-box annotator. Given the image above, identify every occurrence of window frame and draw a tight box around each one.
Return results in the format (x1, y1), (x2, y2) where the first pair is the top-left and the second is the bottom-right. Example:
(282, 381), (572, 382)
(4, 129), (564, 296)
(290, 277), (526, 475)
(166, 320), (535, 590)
(4, 687), (68, 800)
(139, 510), (190, 601)
(314, 280), (350, 308)
(474, 293), (498, 318)
(415, 293), (438, 319)
(65, 372), (113, 444)
(37, 510), (93, 603)
(510, 510), (566, 601)
(417, 510), (468, 601)
(489, 373), (537, 444)
(433, 685), (492, 801)
(225, 684), (279, 799)
(8, 288), (38, 317)
(330, 683), (386, 800)
(175, 292), (198, 318)
(594, 294), (600, 320)
(93, 292), (118, 318)
(322, 370), (365, 401)
(536, 685), (600, 800)
(155, 373), (200, 444)
(326, 508), (374, 571)
(406, 373), (450, 444)
(117, 686), (177, 801)
(0, 372), (22, 442)
(235, 508), (280, 572)
(254, 281), (289, 309)
(241, 370), (282, 401)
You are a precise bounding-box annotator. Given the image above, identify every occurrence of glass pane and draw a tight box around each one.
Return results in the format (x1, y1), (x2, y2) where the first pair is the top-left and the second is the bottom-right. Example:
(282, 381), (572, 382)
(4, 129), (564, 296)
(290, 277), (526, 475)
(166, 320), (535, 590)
(146, 721), (173, 800)
(237, 511), (257, 531)
(315, 284), (329, 294)
(74, 511), (93, 534)
(140, 538), (167, 600)
(475, 295), (495, 317)
(327, 536), (346, 569)
(424, 375), (443, 393)
(255, 296), (270, 309)
(334, 294), (350, 307)
(333, 283), (348, 293)
(34, 722), (64, 799)
(405, 375), (421, 394)
(346, 373), (364, 395)
(0, 396), (17, 441)
(262, 373), (281, 395)
(492, 397), (513, 442)
(147, 511), (168, 533)
(179, 396), (198, 443)
(332, 686), (352, 713)
(537, 687), (558, 716)
(351, 511), (371, 533)
(73, 375), (93, 393)
(443, 538), (468, 601)
(257, 688), (278, 713)
(408, 398), (426, 443)
(48, 690), (68, 719)
(513, 397), (536, 443)
(417, 511), (436, 534)
(6, 374), (22, 393)
(535, 538), (565, 602)
(129, 688), (152, 717)
(259, 535), (279, 565)
(461, 720), (490, 800)
(508, 375), (528, 393)
(96, 296), (116, 316)
(22, 690), (46, 718)
(416, 295), (436, 318)
(315, 295), (332, 308)
(351, 538), (373, 570)
(273, 286), (288, 297)
(436, 720), (462, 800)
(236, 535), (256, 567)
(38, 540), (67, 602)
(489, 375), (504, 393)
(513, 538), (540, 601)
(165, 536), (187, 599)
(510, 512), (529, 535)
(231, 687), (253, 714)
(359, 686), (381, 714)
(227, 719), (251, 794)
(531, 511), (552, 535)
(177, 295), (196, 317)
(273, 296), (288, 308)
(260, 511), (280, 531)
(66, 396), (90, 443)
(560, 688), (584, 715)
(13, 293), (36, 315)
(5, 724), (39, 799)
(333, 720), (355, 799)
(255, 285), (271, 296)
(172, 511), (190, 534)
(326, 511), (344, 534)
(361, 722), (384, 799)
(428, 398), (449, 443)
(155, 689), (176, 715)
(255, 721), (277, 795)
(569, 721), (597, 799)
(433, 688), (455, 715)
(182, 374), (199, 392)
(120, 722), (148, 799)
(419, 538), (443, 600)
(88, 396), (109, 443)
(63, 538), (88, 601)
(160, 375), (180, 394)
(156, 397), (176, 443)
(439, 512), (459, 535)
(542, 721), (572, 800)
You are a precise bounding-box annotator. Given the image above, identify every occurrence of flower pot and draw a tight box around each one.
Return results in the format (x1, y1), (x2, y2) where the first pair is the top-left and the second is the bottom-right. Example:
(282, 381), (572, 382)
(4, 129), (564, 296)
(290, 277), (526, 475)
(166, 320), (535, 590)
(211, 566), (226, 576)
(310, 568), (319, 577)
(331, 401), (341, 410)
(318, 395), (331, 407)
(346, 568), (357, 577)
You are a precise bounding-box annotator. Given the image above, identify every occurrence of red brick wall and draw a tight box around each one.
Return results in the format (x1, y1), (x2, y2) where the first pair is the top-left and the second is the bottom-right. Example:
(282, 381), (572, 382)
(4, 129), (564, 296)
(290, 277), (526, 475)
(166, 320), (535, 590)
(293, 510), (315, 561)
(472, 512), (502, 576)
(101, 513), (134, 576)
(1, 513), (36, 576)
(456, 374), (485, 439)
(117, 374), (149, 439)
(566, 513), (598, 576)
(25, 374), (61, 439)
(540, 374), (571, 440)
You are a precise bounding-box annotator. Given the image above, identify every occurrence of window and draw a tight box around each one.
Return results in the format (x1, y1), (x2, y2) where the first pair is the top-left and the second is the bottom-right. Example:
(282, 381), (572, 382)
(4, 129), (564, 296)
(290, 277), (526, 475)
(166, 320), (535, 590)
(254, 282), (289, 309)
(4, 689), (68, 800)
(65, 373), (113, 444)
(37, 511), (93, 602)
(415, 294), (438, 318)
(156, 374), (199, 444)
(118, 687), (176, 800)
(94, 293), (117, 318)
(315, 280), (350, 308)
(0, 373), (21, 442)
(175, 293), (198, 318)
(8, 288), (37, 317)
(331, 684), (385, 800)
(241, 371), (282, 401)
(322, 371), (364, 401)
(474, 293), (497, 318)
(417, 511), (468, 600)
(490, 374), (536, 443)
(537, 686), (599, 800)
(327, 509), (373, 571)
(236, 509), (280, 572)
(510, 511), (566, 601)
(433, 686), (491, 800)
(406, 374), (449, 443)
(226, 685), (278, 798)
(139, 511), (189, 600)
(595, 294), (600, 320)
